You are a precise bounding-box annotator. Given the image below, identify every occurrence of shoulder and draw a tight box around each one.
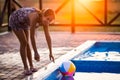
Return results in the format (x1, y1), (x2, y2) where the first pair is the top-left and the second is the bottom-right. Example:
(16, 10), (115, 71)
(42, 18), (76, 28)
(28, 12), (38, 21)
(28, 12), (39, 27)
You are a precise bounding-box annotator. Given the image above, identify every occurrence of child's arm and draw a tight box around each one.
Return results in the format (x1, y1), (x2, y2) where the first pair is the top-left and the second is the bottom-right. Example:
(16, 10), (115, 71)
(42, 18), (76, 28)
(29, 12), (40, 61)
(43, 21), (55, 62)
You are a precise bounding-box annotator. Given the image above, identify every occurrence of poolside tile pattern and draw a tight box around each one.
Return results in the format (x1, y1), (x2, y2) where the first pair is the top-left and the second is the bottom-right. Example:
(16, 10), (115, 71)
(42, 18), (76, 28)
(0, 32), (120, 80)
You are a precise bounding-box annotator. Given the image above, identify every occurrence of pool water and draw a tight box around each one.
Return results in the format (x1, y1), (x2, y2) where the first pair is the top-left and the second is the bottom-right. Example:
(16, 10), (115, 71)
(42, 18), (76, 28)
(74, 42), (120, 61)
(42, 41), (120, 80)
(72, 42), (120, 73)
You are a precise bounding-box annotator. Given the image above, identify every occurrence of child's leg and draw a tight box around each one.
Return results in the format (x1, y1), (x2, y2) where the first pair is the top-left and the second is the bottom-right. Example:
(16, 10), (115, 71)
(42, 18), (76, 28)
(24, 30), (37, 72)
(24, 30), (33, 68)
(13, 29), (32, 74)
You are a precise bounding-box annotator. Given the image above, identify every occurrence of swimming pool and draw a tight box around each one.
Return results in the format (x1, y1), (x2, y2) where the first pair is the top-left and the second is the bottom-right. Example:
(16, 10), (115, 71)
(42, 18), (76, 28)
(73, 41), (120, 73)
(31, 40), (120, 80)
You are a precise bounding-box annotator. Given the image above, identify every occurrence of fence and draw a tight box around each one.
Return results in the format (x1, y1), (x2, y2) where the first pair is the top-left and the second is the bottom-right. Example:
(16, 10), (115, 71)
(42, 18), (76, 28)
(0, 0), (120, 33)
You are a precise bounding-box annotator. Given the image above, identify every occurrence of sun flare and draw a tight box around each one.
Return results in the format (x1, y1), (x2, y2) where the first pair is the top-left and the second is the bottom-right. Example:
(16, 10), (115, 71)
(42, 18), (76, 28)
(78, 0), (102, 4)
(78, 0), (91, 4)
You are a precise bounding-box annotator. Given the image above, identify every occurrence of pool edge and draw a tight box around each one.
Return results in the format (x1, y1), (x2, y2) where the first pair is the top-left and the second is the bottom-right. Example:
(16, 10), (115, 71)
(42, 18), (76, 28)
(31, 40), (96, 80)
(25, 40), (120, 80)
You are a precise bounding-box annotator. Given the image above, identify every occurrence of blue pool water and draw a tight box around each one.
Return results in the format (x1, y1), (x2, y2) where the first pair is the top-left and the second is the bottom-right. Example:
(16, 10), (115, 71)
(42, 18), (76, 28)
(87, 42), (120, 52)
(74, 42), (120, 61)
(44, 41), (120, 80)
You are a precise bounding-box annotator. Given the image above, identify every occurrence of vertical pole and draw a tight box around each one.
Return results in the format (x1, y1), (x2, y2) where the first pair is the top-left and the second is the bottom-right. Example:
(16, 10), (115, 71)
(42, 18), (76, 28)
(71, 0), (75, 33)
(8, 0), (11, 31)
(0, 0), (8, 27)
(104, 0), (107, 25)
(39, 0), (42, 10)
(0, 0), (1, 25)
(0, 0), (2, 14)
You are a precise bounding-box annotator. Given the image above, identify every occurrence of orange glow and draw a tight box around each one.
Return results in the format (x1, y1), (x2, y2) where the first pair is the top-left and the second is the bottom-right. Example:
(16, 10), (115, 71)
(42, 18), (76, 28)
(78, 0), (103, 5)
(55, 0), (104, 24)
(78, 0), (91, 4)
(74, 0), (104, 24)
(79, 0), (103, 3)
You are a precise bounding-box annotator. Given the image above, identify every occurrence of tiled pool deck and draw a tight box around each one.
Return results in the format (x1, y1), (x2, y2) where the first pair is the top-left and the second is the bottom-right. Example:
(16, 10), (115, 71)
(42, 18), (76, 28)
(0, 31), (120, 80)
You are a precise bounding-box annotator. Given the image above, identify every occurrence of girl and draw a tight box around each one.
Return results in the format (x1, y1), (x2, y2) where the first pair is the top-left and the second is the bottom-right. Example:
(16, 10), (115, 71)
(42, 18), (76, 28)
(9, 7), (55, 75)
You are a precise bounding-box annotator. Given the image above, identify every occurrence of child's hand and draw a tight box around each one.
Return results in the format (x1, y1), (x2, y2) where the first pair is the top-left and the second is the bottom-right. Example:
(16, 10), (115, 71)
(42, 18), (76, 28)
(49, 54), (55, 63)
(34, 53), (40, 61)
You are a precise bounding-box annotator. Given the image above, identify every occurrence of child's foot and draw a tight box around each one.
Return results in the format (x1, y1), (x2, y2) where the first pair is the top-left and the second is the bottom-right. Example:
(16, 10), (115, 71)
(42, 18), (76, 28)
(30, 68), (38, 72)
(34, 53), (40, 61)
(23, 70), (32, 75)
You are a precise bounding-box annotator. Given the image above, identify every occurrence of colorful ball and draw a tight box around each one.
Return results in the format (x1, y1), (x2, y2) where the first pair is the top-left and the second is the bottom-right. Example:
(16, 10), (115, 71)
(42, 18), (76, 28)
(59, 61), (76, 76)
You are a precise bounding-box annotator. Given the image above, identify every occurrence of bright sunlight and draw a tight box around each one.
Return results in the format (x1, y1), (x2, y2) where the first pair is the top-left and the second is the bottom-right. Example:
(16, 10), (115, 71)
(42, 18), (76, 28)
(78, 0), (103, 4)
(78, 0), (91, 4)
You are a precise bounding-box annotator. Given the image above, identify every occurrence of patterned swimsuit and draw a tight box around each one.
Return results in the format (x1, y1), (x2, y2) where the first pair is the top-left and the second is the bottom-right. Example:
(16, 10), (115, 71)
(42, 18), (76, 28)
(9, 7), (37, 30)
